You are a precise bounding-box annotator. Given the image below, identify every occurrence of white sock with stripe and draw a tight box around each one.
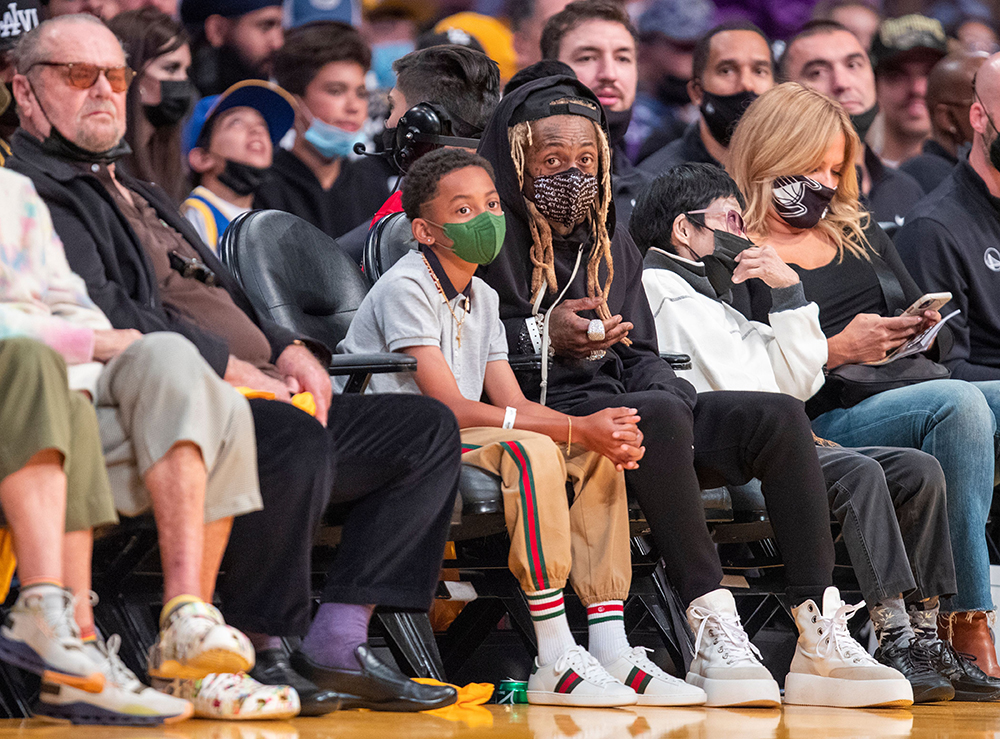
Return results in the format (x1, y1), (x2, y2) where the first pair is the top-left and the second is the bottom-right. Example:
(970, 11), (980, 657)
(528, 588), (577, 665)
(587, 600), (630, 665)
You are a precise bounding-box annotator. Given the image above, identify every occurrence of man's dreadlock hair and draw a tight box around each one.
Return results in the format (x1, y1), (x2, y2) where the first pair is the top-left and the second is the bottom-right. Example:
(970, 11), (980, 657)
(508, 98), (625, 337)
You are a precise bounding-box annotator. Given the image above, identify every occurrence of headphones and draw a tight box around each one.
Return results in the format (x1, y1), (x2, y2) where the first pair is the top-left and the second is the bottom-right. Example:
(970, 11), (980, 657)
(355, 102), (481, 174)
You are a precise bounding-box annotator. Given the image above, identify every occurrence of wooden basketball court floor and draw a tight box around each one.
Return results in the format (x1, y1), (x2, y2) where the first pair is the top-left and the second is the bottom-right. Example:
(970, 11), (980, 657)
(1, 703), (999, 739)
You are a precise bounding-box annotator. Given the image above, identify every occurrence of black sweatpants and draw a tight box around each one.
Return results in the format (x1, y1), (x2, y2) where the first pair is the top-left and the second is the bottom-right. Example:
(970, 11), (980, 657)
(568, 390), (835, 606)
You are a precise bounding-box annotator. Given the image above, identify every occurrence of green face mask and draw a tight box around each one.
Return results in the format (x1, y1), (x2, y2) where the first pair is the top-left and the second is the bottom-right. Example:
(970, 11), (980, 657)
(425, 211), (507, 265)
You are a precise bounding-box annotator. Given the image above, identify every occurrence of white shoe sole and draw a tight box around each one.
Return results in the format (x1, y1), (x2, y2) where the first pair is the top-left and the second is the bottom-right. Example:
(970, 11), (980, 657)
(634, 692), (707, 706)
(686, 673), (781, 707)
(527, 690), (638, 707)
(783, 673), (914, 708)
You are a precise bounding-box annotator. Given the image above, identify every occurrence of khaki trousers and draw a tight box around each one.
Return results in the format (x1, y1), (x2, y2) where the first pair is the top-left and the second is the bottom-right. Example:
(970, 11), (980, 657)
(459, 427), (630, 605)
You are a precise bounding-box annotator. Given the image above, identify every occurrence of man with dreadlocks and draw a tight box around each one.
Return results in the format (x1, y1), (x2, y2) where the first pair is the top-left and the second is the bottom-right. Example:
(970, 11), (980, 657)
(477, 76), (912, 708)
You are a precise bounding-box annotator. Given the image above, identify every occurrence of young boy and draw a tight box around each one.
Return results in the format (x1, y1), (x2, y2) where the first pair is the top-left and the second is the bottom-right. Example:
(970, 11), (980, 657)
(182, 80), (296, 252)
(338, 148), (706, 708)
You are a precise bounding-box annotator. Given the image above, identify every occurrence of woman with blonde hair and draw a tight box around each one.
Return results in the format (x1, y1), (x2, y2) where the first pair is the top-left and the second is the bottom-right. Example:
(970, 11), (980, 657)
(731, 82), (1000, 685)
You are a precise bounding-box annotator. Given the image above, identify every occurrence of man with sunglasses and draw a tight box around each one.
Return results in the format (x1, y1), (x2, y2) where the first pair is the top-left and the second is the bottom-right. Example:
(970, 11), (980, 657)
(634, 163), (994, 702)
(6, 13), (462, 716)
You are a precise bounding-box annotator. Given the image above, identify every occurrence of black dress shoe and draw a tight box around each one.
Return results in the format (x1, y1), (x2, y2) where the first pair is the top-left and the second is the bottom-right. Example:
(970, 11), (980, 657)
(911, 638), (1000, 702)
(875, 640), (955, 703)
(290, 644), (458, 712)
(249, 648), (344, 716)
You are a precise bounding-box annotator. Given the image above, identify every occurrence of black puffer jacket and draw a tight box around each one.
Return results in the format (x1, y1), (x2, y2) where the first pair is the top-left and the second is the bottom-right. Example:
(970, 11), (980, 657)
(476, 76), (696, 411)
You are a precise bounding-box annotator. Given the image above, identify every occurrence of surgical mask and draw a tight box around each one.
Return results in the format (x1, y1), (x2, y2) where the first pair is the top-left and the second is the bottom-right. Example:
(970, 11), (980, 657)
(701, 229), (754, 298)
(304, 116), (365, 159)
(370, 40), (415, 90)
(699, 89), (757, 147)
(218, 159), (269, 196)
(425, 210), (507, 265)
(143, 79), (195, 128)
(530, 167), (599, 228)
(849, 104), (879, 144)
(771, 175), (836, 230)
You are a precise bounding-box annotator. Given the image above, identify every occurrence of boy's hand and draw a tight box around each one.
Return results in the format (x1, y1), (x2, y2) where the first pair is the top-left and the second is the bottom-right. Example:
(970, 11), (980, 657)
(577, 407), (645, 470)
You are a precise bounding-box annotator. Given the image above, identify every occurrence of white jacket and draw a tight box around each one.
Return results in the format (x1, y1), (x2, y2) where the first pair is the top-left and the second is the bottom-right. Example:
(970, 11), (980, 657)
(642, 249), (828, 401)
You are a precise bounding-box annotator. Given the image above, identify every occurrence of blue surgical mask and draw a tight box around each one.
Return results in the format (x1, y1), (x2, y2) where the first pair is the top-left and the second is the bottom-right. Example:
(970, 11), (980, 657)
(370, 40), (415, 90)
(303, 116), (366, 160)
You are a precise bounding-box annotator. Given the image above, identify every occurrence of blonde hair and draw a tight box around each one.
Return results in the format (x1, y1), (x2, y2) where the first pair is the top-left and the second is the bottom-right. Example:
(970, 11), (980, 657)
(728, 82), (871, 261)
(508, 102), (624, 333)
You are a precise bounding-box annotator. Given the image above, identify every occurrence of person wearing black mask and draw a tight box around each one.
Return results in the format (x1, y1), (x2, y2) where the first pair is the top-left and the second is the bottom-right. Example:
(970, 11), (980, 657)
(108, 8), (197, 205)
(182, 81), (295, 252)
(781, 20), (925, 234)
(541, 0), (652, 226)
(638, 21), (773, 176)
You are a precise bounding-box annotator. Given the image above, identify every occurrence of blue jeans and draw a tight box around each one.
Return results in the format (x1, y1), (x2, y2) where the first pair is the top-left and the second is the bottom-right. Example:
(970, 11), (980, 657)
(812, 379), (997, 613)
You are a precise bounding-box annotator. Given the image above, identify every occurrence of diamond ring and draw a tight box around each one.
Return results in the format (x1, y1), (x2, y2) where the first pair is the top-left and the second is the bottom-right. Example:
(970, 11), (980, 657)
(587, 318), (605, 342)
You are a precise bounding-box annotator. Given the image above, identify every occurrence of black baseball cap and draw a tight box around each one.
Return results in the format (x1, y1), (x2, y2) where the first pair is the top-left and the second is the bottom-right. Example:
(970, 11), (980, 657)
(0, 0), (41, 52)
(870, 14), (947, 74)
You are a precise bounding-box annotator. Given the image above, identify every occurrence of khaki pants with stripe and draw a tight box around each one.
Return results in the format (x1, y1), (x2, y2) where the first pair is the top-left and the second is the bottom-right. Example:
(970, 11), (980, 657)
(460, 427), (631, 605)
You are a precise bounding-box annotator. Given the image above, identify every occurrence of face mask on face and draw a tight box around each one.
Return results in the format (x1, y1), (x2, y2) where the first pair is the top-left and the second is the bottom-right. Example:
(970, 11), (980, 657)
(303, 115), (366, 160)
(977, 97), (1000, 172)
(849, 104), (879, 144)
(701, 229), (755, 297)
(699, 89), (757, 147)
(143, 79), (194, 128)
(217, 159), (269, 196)
(771, 175), (836, 230)
(370, 40), (416, 90)
(425, 210), (507, 265)
(530, 167), (599, 228)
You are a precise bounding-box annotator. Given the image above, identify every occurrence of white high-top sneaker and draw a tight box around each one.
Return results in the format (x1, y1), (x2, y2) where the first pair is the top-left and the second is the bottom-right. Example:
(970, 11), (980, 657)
(784, 587), (913, 708)
(685, 588), (780, 707)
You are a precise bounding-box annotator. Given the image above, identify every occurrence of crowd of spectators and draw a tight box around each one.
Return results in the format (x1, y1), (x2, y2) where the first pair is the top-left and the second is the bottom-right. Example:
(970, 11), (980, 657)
(3, 0), (1000, 725)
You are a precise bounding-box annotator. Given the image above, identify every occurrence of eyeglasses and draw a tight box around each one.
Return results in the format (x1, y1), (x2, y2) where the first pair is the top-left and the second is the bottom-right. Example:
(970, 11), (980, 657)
(30, 62), (135, 93)
(686, 208), (746, 236)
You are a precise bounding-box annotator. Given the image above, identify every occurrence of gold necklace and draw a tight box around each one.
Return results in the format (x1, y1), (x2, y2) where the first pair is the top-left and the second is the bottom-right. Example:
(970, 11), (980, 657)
(420, 253), (470, 347)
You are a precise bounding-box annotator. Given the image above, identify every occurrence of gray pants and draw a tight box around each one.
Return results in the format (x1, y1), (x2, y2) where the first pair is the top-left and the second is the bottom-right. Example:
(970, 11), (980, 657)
(818, 445), (957, 605)
(95, 333), (262, 522)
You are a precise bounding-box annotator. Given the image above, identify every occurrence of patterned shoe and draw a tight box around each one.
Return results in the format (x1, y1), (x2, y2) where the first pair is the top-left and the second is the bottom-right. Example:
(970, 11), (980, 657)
(153, 672), (300, 720)
(527, 644), (637, 707)
(147, 600), (254, 680)
(0, 584), (104, 693)
(602, 646), (707, 706)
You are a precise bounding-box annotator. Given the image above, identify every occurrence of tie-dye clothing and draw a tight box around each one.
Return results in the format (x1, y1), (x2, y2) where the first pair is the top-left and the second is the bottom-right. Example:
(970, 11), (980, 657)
(0, 168), (110, 393)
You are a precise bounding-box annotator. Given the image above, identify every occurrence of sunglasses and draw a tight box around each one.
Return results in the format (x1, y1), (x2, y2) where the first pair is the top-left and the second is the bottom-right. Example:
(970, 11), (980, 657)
(686, 208), (746, 237)
(31, 62), (135, 93)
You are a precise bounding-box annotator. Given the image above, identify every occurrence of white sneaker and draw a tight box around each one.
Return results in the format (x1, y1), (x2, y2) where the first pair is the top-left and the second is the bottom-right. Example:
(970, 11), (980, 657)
(0, 584), (103, 693)
(602, 646), (706, 705)
(784, 587), (914, 708)
(33, 635), (193, 725)
(147, 600), (254, 680)
(685, 588), (780, 707)
(153, 672), (300, 720)
(527, 644), (637, 707)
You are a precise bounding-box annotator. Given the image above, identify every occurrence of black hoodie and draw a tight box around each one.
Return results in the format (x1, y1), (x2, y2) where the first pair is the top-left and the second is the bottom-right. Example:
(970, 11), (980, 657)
(476, 76), (695, 412)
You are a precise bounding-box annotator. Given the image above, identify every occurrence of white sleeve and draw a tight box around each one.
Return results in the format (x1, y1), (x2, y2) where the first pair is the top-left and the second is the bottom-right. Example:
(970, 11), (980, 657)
(764, 302), (828, 401)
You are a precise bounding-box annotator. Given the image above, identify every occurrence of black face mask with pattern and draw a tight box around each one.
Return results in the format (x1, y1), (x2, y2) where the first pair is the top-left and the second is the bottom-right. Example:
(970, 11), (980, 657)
(529, 167), (599, 228)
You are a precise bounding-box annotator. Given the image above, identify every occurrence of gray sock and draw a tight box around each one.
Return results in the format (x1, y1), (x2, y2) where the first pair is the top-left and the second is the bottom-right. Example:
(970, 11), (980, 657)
(870, 595), (914, 649)
(908, 596), (941, 644)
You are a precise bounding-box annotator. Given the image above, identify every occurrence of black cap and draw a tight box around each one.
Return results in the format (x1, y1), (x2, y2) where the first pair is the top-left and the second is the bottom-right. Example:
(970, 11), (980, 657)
(0, 0), (41, 52)
(870, 14), (947, 73)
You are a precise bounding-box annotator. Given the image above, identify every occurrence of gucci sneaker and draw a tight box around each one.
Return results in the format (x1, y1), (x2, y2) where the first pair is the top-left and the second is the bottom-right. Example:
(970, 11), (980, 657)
(601, 646), (707, 705)
(527, 644), (637, 707)
(685, 588), (780, 707)
(0, 584), (103, 693)
(784, 587), (913, 708)
(147, 599), (254, 680)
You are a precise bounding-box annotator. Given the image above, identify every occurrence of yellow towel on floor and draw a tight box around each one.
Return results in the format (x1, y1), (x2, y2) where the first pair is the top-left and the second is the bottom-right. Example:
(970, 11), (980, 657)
(0, 530), (15, 602)
(234, 387), (316, 417)
(415, 679), (494, 727)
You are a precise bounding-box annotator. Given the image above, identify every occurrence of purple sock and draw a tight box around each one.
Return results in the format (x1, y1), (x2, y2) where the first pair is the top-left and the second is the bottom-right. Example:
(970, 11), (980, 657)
(301, 603), (375, 670)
